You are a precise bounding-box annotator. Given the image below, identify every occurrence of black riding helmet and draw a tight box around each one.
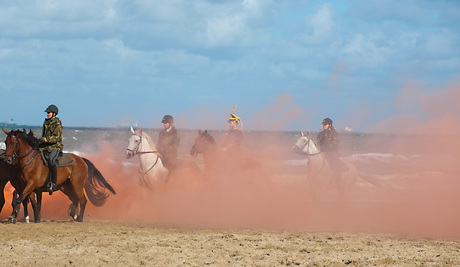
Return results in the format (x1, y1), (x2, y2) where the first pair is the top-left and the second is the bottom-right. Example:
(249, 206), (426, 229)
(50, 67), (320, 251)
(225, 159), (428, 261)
(322, 118), (333, 125)
(45, 104), (59, 115)
(161, 115), (174, 124)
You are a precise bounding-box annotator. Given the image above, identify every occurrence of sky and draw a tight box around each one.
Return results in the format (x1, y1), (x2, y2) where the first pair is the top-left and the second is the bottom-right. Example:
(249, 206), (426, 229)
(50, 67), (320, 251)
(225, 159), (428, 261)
(1, 0), (459, 132)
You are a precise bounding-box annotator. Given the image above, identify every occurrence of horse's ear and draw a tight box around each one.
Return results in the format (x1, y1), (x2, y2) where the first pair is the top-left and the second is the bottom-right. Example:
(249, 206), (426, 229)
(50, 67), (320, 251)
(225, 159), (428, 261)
(198, 130), (202, 135)
(204, 130), (208, 135)
(140, 128), (143, 134)
(2, 128), (8, 135)
(299, 131), (304, 137)
(130, 126), (135, 134)
(306, 131), (310, 137)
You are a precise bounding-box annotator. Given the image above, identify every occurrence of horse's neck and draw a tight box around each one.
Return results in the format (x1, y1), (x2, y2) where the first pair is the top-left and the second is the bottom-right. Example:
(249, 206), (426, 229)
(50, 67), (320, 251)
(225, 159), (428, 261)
(137, 137), (161, 164)
(141, 134), (158, 152)
(306, 139), (320, 155)
(18, 144), (36, 165)
(201, 144), (219, 167)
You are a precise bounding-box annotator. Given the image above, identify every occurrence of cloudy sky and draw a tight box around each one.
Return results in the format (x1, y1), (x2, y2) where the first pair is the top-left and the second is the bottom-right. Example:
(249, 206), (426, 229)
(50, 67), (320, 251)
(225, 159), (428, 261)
(1, 0), (459, 132)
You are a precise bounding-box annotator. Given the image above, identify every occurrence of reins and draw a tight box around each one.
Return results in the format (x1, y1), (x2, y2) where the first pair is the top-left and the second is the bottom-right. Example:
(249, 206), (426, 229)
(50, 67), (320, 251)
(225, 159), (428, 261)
(4, 139), (40, 171)
(295, 136), (326, 177)
(130, 133), (161, 175)
(296, 137), (322, 157)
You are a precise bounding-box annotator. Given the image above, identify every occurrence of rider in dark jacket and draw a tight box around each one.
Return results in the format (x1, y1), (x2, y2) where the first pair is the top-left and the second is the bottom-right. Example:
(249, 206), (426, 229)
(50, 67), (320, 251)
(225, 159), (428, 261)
(316, 117), (341, 186)
(42, 104), (63, 195)
(158, 115), (180, 171)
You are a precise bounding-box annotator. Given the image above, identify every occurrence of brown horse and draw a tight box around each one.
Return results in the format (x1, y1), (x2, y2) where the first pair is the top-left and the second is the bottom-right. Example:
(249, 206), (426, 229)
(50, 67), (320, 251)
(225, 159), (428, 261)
(2, 129), (116, 222)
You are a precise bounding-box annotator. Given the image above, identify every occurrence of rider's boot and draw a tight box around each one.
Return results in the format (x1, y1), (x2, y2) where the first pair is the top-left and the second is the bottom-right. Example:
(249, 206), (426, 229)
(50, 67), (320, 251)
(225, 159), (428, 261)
(48, 165), (57, 195)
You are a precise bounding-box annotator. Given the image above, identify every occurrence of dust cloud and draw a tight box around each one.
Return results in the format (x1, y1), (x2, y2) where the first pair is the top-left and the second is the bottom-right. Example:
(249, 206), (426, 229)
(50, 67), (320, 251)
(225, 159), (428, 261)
(1, 81), (460, 240)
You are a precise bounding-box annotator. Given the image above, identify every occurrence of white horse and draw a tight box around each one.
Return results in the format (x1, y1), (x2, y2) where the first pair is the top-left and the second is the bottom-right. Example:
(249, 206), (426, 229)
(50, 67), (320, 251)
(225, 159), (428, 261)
(126, 127), (168, 189)
(292, 131), (388, 200)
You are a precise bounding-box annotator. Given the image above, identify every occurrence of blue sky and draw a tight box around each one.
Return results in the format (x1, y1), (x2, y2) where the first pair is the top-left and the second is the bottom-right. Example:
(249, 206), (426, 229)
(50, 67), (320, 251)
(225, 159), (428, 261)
(1, 0), (459, 132)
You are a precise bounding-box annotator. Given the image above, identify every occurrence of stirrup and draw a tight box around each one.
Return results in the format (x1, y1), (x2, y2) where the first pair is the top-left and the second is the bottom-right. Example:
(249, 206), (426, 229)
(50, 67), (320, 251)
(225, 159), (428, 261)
(48, 183), (56, 195)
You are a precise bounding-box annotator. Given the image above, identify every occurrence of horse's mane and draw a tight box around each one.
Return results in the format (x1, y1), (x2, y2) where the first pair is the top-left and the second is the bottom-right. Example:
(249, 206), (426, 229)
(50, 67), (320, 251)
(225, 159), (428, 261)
(202, 131), (216, 144)
(12, 129), (39, 149)
(136, 130), (157, 149)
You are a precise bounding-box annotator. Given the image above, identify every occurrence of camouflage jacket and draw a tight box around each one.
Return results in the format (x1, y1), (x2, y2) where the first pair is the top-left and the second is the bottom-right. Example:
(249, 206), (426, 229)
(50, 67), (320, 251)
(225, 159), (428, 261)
(158, 127), (180, 159)
(42, 117), (63, 152)
(316, 126), (339, 153)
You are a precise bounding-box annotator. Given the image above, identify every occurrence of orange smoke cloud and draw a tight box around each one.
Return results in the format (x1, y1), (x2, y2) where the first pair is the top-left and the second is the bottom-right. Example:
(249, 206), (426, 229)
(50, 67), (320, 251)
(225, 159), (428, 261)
(2, 81), (460, 240)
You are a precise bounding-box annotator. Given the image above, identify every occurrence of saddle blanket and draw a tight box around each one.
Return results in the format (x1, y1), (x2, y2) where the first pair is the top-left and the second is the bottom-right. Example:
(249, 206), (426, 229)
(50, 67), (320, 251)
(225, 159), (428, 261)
(40, 150), (74, 167)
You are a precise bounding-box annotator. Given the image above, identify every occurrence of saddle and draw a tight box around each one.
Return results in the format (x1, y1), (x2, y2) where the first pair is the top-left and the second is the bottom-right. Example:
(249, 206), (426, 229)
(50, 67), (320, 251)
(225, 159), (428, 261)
(39, 150), (73, 167)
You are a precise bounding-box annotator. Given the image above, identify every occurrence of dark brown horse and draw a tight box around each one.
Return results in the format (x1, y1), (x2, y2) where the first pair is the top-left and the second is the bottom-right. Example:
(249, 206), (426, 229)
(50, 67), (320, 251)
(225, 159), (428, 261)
(0, 155), (39, 223)
(2, 129), (116, 222)
(190, 130), (272, 190)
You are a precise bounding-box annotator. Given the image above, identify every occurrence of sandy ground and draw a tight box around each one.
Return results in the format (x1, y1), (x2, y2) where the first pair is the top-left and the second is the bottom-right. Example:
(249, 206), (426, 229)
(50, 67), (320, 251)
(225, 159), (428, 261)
(0, 219), (459, 266)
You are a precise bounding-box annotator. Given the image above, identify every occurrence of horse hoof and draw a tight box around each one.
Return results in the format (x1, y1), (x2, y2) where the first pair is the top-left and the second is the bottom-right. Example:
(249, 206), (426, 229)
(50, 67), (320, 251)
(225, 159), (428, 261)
(25, 216), (29, 224)
(74, 215), (78, 221)
(9, 217), (17, 224)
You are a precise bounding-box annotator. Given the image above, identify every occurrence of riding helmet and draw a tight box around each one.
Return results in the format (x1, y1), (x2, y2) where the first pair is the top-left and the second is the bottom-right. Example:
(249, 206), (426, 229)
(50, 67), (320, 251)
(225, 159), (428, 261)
(45, 104), (59, 115)
(161, 115), (174, 124)
(322, 118), (333, 125)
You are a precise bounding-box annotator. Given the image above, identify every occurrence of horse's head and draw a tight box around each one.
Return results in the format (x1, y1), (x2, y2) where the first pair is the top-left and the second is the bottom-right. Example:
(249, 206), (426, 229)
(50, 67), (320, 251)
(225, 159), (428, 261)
(190, 130), (216, 157)
(126, 127), (142, 159)
(292, 130), (319, 155)
(2, 128), (35, 164)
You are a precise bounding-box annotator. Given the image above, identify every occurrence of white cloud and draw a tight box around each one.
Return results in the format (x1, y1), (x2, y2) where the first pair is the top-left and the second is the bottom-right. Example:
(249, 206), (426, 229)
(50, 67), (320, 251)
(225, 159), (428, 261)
(341, 33), (393, 67)
(103, 39), (138, 59)
(302, 3), (336, 44)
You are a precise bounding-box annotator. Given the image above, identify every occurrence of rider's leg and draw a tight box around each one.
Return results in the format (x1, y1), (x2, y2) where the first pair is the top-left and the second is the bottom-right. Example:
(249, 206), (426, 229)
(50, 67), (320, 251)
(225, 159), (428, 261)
(47, 150), (59, 195)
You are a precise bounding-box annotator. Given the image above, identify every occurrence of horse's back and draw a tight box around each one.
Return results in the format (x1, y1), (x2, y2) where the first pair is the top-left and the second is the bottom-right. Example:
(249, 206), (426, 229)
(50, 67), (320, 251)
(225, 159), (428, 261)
(66, 153), (88, 174)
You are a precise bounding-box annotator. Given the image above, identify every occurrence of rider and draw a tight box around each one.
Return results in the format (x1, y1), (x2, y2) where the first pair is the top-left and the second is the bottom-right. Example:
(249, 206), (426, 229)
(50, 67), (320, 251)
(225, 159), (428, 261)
(222, 105), (243, 155)
(316, 117), (341, 186)
(41, 104), (63, 195)
(157, 115), (180, 171)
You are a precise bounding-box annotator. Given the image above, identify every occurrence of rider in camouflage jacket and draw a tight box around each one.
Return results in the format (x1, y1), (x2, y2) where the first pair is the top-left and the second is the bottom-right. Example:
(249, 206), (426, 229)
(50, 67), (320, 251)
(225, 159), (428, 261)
(316, 120), (339, 154)
(316, 118), (341, 186)
(42, 115), (63, 152)
(158, 115), (180, 171)
(41, 104), (63, 194)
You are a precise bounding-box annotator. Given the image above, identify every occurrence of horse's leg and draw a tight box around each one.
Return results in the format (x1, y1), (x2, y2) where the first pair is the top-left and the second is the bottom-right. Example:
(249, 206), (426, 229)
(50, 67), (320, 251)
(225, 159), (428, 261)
(22, 197), (29, 223)
(14, 180), (40, 221)
(33, 189), (43, 223)
(25, 194), (41, 223)
(8, 190), (19, 223)
(77, 193), (87, 223)
(59, 181), (80, 221)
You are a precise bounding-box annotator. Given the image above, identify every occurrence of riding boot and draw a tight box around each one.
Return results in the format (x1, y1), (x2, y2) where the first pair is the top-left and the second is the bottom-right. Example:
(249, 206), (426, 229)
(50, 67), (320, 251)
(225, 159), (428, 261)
(48, 165), (57, 195)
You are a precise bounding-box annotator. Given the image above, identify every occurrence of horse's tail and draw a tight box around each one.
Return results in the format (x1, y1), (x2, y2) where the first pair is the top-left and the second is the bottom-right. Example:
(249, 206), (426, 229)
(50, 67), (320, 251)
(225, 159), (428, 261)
(82, 158), (116, 207)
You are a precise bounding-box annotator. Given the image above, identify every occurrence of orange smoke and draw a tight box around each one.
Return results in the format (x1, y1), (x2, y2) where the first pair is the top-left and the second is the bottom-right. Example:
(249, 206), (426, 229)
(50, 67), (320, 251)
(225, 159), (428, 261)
(2, 80), (460, 240)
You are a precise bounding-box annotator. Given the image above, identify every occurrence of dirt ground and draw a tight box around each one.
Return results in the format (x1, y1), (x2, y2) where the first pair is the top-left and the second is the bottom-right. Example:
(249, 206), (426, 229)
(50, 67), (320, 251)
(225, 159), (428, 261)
(0, 219), (458, 266)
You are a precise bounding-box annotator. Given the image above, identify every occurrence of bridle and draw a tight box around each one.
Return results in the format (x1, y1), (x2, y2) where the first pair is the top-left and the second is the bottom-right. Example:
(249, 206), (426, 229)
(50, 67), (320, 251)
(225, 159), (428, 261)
(127, 133), (161, 175)
(295, 137), (322, 157)
(4, 136), (39, 170)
